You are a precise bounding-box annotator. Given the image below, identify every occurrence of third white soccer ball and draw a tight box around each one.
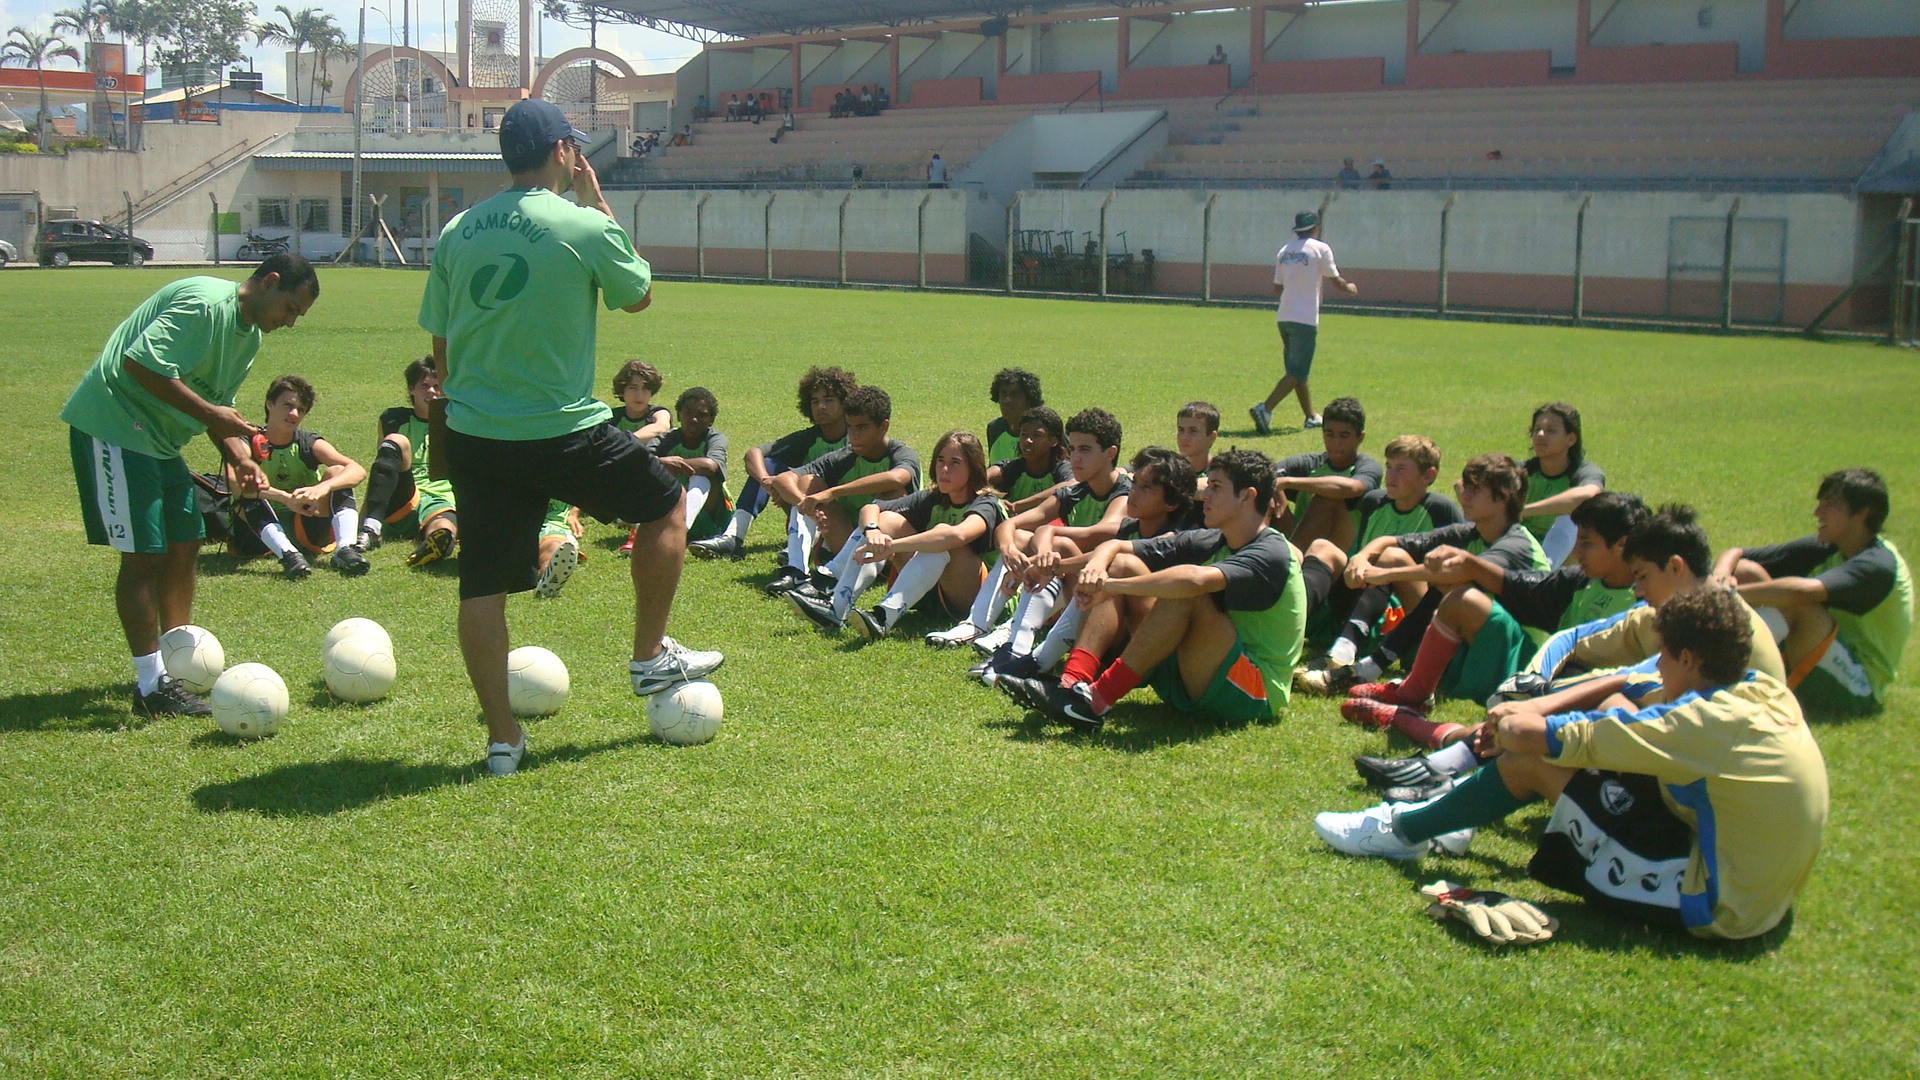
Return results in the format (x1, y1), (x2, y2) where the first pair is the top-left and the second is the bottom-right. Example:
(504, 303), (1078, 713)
(647, 680), (724, 746)
(211, 662), (290, 739)
(160, 624), (225, 694)
(506, 646), (569, 717)
(323, 617), (391, 655)
(324, 636), (396, 703)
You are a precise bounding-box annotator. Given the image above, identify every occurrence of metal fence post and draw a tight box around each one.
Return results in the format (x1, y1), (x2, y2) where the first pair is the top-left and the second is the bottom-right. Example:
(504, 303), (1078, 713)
(696, 192), (711, 281)
(1098, 190), (1114, 298)
(1200, 192), (1218, 303)
(1573, 194), (1592, 325)
(1437, 193), (1456, 315)
(838, 192), (852, 285)
(764, 191), (777, 281)
(917, 192), (933, 288)
(209, 193), (220, 266)
(124, 192), (135, 265)
(1005, 194), (1022, 295)
(1894, 211), (1915, 347)
(1720, 196), (1742, 331)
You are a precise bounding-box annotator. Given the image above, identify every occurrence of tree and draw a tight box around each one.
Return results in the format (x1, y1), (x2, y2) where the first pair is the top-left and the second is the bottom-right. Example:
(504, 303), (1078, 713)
(156, 0), (255, 98)
(53, 0), (120, 145)
(2, 27), (84, 151)
(253, 3), (320, 105)
(313, 28), (352, 107)
(304, 13), (342, 107)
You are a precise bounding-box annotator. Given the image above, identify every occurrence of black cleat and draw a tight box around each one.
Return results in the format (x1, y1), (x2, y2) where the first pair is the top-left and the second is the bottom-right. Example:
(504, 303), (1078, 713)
(279, 550), (312, 580)
(135, 674), (212, 717)
(1385, 775), (1455, 805)
(330, 544), (370, 577)
(1354, 752), (1451, 790)
(763, 566), (807, 595)
(357, 527), (383, 552)
(689, 534), (744, 561)
(849, 606), (889, 640)
(995, 675), (1054, 710)
(1043, 681), (1105, 733)
(786, 589), (845, 631)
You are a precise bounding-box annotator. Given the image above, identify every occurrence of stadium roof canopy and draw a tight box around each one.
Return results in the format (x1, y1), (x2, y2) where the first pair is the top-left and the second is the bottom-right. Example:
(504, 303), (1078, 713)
(595, 0), (1117, 40)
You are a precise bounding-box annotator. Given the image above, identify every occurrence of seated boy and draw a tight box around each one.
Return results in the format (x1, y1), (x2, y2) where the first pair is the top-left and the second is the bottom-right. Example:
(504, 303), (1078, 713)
(624, 386), (730, 553)
(1315, 586), (1828, 942)
(1336, 491), (1647, 746)
(1272, 396), (1381, 555)
(932, 408), (1128, 649)
(231, 375), (369, 579)
(985, 405), (1070, 515)
(693, 364), (855, 561)
(1715, 467), (1911, 718)
(358, 357), (459, 569)
(1175, 401), (1220, 491)
(985, 367), (1044, 464)
(1314, 453), (1546, 692)
(1001, 449), (1306, 733)
(1356, 503), (1790, 802)
(611, 359), (672, 443)
(763, 386), (920, 594)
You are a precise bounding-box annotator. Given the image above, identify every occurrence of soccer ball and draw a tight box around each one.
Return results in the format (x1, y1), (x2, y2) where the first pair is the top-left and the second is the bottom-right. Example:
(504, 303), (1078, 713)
(211, 662), (290, 739)
(325, 636), (396, 703)
(160, 624), (226, 694)
(323, 617), (391, 655)
(506, 646), (569, 717)
(647, 679), (724, 746)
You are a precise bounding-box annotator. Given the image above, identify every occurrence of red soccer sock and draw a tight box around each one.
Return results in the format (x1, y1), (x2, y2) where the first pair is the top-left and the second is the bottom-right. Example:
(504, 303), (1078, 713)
(1088, 659), (1143, 714)
(1061, 648), (1101, 688)
(1388, 707), (1466, 752)
(1395, 620), (1463, 704)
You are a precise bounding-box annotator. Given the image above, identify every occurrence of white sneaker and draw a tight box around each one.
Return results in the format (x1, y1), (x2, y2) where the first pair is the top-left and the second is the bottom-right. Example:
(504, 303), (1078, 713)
(630, 635), (724, 695)
(1303, 415), (1324, 430)
(486, 736), (526, 777)
(971, 623), (1013, 656)
(534, 539), (578, 599)
(925, 621), (981, 648)
(1312, 803), (1428, 861)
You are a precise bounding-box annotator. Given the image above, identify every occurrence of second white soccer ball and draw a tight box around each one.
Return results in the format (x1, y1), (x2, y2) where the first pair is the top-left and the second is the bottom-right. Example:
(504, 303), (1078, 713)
(646, 679), (724, 746)
(506, 646), (570, 717)
(211, 662), (290, 739)
(324, 636), (397, 703)
(160, 624), (225, 694)
(323, 617), (391, 655)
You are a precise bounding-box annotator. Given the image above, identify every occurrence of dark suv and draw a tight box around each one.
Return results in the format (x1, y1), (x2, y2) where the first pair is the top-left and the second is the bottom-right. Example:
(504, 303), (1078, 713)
(36, 219), (154, 267)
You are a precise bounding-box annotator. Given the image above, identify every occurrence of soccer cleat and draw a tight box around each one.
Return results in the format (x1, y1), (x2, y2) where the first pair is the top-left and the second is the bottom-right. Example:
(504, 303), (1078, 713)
(925, 621), (982, 648)
(629, 636), (725, 696)
(1486, 670), (1552, 709)
(407, 528), (455, 568)
(617, 529), (637, 557)
(1348, 680), (1408, 705)
(984, 650), (1040, 684)
(1386, 775), (1456, 806)
(786, 589), (845, 632)
(279, 550), (312, 580)
(1340, 697), (1408, 731)
(970, 623), (1013, 657)
(1296, 663), (1358, 697)
(850, 606), (890, 640)
(689, 534), (744, 561)
(1043, 680), (1105, 733)
(134, 674), (212, 717)
(330, 544), (370, 577)
(763, 566), (807, 595)
(535, 539), (579, 599)
(1312, 804), (1429, 861)
(995, 674), (1054, 710)
(1248, 402), (1273, 436)
(1303, 415), (1324, 430)
(485, 736), (527, 777)
(357, 527), (383, 552)
(1354, 752), (1451, 791)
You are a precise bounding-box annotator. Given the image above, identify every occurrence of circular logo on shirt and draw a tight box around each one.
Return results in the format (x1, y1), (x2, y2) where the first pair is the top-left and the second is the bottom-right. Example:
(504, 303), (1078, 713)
(1599, 779), (1635, 816)
(469, 253), (530, 309)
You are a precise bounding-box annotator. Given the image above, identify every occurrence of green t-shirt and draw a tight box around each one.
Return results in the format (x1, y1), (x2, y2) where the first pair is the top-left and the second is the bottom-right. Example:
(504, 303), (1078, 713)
(792, 440), (922, 520)
(654, 427), (734, 538)
(61, 277), (262, 459)
(995, 457), (1072, 504)
(1055, 474), (1131, 528)
(1276, 450), (1384, 526)
(761, 425), (848, 469)
(614, 404), (669, 436)
(1748, 536), (1912, 702)
(419, 188), (652, 441)
(1353, 489), (1463, 553)
(985, 416), (1019, 464)
(1522, 457), (1606, 539)
(380, 406), (434, 487)
(261, 428), (325, 493)
(1133, 526), (1307, 712)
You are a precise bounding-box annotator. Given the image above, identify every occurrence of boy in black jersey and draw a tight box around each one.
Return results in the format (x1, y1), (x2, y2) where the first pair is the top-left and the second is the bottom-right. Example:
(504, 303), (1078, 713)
(764, 386), (921, 594)
(985, 367), (1044, 464)
(693, 364), (855, 561)
(1272, 395), (1380, 554)
(230, 374), (368, 578)
(359, 357), (461, 568)
(985, 405), (1071, 514)
(1175, 401), (1220, 491)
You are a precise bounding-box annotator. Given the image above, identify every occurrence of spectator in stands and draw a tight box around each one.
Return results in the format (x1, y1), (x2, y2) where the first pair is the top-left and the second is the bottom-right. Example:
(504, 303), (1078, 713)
(694, 94), (710, 121)
(928, 153), (948, 189)
(725, 94), (740, 122)
(749, 93), (763, 125)
(876, 85), (890, 111)
(1209, 44), (1228, 66)
(771, 111), (795, 144)
(1368, 159), (1393, 189)
(860, 86), (875, 116)
(674, 123), (692, 147)
(1338, 157), (1361, 189)
(830, 90), (849, 119)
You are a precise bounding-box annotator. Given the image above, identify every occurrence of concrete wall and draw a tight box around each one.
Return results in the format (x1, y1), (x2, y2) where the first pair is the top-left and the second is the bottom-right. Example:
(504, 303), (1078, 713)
(1264, 2), (1409, 84)
(1592, 0), (1769, 72)
(1423, 0), (1580, 68)
(1785, 0), (1920, 38)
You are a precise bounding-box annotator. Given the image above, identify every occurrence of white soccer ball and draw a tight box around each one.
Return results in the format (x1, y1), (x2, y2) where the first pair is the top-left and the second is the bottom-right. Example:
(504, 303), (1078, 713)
(646, 679), (724, 746)
(324, 636), (397, 703)
(160, 624), (225, 695)
(323, 617), (391, 655)
(506, 646), (570, 717)
(211, 662), (290, 739)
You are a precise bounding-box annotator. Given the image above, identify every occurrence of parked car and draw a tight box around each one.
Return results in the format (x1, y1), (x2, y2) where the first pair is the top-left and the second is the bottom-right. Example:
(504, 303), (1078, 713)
(0, 238), (16, 267)
(36, 219), (153, 267)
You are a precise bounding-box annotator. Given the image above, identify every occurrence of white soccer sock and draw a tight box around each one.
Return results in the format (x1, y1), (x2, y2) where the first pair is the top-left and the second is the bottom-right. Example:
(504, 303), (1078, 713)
(362, 518), (383, 539)
(1429, 740), (1481, 777)
(824, 529), (866, 583)
(1352, 655), (1383, 682)
(684, 476), (712, 526)
(722, 508), (755, 541)
(786, 513), (819, 572)
(134, 650), (164, 695)
(967, 560), (1013, 630)
(1009, 581), (1063, 654)
(1327, 636), (1358, 667)
(259, 522), (295, 558)
(1032, 599), (1087, 669)
(1756, 605), (1790, 644)
(831, 560), (882, 618)
(879, 550), (950, 627)
(332, 507), (360, 548)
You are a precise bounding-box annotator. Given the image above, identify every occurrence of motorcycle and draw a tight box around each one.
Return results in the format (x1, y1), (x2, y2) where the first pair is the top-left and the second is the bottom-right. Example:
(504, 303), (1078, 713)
(236, 231), (291, 259)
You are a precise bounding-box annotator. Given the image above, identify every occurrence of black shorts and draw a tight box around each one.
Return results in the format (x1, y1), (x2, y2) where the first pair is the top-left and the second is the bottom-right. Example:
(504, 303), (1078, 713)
(445, 421), (681, 599)
(1529, 769), (1692, 932)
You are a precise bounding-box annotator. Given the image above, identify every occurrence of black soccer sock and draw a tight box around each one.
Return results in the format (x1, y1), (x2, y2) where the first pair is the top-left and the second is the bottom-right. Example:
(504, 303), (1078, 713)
(1338, 585), (1392, 648)
(1378, 589), (1442, 663)
(362, 440), (405, 522)
(1301, 555), (1333, 610)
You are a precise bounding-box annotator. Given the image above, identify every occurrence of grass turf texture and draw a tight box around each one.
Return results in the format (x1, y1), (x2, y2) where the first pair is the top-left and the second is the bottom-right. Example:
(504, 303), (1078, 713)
(2, 268), (1915, 1075)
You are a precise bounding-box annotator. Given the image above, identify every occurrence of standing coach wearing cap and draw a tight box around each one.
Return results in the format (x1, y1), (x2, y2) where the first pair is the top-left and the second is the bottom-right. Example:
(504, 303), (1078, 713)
(1249, 211), (1358, 436)
(420, 98), (723, 777)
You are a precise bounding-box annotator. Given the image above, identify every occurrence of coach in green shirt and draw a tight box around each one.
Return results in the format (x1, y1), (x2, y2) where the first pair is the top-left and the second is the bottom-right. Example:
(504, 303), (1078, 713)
(419, 98), (722, 777)
(60, 257), (320, 717)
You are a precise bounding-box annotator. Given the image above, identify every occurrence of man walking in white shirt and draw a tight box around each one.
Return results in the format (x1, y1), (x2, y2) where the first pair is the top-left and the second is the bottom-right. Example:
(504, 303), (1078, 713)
(1250, 212), (1357, 435)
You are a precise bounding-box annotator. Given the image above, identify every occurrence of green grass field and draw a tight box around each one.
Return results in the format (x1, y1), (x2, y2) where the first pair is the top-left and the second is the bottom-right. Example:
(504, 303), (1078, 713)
(2, 268), (1914, 1076)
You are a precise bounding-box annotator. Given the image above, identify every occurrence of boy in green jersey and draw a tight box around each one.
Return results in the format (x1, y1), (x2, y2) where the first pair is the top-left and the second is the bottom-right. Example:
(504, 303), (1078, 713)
(610, 359), (671, 443)
(1716, 468), (1911, 717)
(984, 367), (1043, 463)
(1175, 401), (1220, 492)
(694, 365), (855, 561)
(764, 385), (920, 594)
(1272, 396), (1382, 555)
(359, 357), (461, 568)
(1001, 449), (1307, 732)
(626, 386), (731, 550)
(61, 255), (320, 717)
(1520, 402), (1604, 567)
(230, 374), (369, 579)
(985, 405), (1070, 514)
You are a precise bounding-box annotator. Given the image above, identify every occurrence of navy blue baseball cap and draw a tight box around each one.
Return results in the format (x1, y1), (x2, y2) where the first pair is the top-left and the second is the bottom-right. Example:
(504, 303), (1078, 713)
(499, 98), (588, 171)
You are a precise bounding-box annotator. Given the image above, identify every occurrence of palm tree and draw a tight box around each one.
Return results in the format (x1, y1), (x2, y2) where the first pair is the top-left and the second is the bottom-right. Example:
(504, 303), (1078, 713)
(305, 15), (344, 107)
(254, 4), (323, 105)
(53, 0), (118, 144)
(2, 27), (84, 151)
